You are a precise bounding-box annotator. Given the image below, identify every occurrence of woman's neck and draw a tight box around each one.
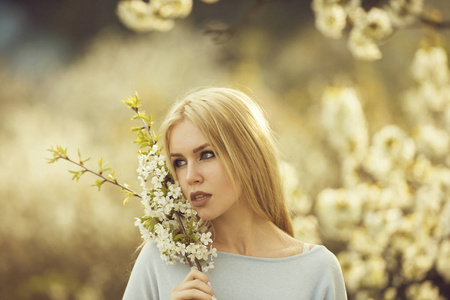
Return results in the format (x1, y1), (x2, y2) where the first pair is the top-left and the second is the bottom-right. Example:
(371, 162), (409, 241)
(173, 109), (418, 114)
(210, 202), (295, 257)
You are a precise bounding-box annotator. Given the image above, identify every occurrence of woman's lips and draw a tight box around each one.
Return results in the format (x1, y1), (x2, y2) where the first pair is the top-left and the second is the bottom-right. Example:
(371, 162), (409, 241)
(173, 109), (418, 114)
(190, 192), (212, 207)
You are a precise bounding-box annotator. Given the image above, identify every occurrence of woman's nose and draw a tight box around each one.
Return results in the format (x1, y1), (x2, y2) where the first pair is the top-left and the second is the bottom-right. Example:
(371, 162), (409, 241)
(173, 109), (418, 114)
(186, 163), (203, 185)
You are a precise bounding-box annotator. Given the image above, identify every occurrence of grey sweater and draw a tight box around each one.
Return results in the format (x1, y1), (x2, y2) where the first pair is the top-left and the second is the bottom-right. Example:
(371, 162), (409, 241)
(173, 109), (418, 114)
(123, 242), (347, 300)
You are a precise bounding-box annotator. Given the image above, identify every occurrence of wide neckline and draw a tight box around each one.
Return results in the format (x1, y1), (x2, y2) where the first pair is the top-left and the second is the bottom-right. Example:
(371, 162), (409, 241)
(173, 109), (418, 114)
(216, 245), (324, 262)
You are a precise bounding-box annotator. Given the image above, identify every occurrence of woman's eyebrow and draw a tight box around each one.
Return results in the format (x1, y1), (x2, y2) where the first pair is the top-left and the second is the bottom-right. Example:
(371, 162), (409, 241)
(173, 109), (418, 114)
(170, 143), (210, 157)
(193, 143), (210, 154)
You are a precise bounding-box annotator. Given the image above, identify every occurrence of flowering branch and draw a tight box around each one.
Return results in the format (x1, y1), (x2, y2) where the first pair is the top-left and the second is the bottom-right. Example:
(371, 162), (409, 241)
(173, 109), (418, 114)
(48, 92), (216, 273)
(123, 92), (211, 271)
(311, 0), (450, 61)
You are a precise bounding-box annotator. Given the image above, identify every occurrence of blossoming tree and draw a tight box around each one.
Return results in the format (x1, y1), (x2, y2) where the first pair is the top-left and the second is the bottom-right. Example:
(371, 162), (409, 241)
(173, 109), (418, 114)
(308, 1), (450, 298)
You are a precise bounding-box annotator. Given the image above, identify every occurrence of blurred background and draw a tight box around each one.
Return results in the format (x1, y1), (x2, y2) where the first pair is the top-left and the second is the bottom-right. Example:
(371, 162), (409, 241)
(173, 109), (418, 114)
(1, 0), (449, 299)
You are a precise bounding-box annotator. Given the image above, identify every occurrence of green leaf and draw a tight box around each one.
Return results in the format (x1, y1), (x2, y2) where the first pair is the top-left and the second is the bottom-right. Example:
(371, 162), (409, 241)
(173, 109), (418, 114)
(189, 233), (198, 243)
(46, 155), (58, 164)
(131, 126), (143, 132)
(123, 195), (131, 206)
(144, 217), (159, 232)
(107, 170), (116, 181)
(174, 234), (186, 241)
(122, 92), (141, 110)
(92, 179), (105, 191)
(69, 170), (79, 180)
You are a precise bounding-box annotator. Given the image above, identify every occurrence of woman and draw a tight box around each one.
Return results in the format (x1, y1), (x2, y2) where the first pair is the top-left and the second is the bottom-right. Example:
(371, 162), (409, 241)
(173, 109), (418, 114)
(123, 87), (347, 300)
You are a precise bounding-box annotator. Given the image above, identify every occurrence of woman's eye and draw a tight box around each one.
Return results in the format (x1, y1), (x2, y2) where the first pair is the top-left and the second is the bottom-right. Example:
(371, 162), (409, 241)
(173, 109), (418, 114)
(200, 151), (215, 160)
(173, 159), (186, 168)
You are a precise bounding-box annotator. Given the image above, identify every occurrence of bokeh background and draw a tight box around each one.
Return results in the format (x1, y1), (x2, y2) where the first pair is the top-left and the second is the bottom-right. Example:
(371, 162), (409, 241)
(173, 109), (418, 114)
(1, 0), (450, 299)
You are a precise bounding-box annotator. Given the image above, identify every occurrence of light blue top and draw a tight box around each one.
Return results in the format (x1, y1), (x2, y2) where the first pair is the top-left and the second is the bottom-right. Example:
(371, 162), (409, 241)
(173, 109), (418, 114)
(123, 242), (348, 300)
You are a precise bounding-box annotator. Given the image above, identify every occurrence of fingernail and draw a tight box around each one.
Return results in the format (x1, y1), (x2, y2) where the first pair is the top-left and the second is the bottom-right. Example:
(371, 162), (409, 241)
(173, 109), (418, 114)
(207, 281), (212, 287)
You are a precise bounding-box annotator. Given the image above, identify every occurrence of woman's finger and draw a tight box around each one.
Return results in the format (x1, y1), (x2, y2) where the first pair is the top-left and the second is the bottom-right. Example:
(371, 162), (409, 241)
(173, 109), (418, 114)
(170, 268), (216, 300)
(171, 279), (214, 300)
(171, 288), (214, 300)
(181, 267), (210, 285)
(180, 279), (213, 295)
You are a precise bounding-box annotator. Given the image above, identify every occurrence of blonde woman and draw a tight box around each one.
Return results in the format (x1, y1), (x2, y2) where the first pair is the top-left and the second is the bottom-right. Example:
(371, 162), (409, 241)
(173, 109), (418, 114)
(123, 87), (347, 300)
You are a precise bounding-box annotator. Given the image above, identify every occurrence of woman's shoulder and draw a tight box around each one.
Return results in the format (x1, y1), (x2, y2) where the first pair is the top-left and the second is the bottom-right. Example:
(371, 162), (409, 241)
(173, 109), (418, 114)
(133, 241), (162, 265)
(299, 244), (345, 280)
(274, 241), (344, 276)
(123, 242), (188, 299)
(138, 242), (191, 269)
(133, 242), (186, 274)
(309, 245), (341, 265)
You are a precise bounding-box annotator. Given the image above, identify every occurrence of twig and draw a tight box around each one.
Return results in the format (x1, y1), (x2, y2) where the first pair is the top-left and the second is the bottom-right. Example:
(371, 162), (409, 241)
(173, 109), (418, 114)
(419, 15), (450, 30)
(57, 155), (141, 198)
(175, 211), (203, 271)
(132, 106), (157, 146)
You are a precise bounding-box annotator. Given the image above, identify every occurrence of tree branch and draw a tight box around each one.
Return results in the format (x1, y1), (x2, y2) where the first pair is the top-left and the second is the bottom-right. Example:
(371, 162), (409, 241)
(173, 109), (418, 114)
(419, 15), (450, 30)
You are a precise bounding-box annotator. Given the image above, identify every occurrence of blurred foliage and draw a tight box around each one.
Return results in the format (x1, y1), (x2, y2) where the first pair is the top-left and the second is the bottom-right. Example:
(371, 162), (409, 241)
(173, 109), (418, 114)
(1, 0), (450, 299)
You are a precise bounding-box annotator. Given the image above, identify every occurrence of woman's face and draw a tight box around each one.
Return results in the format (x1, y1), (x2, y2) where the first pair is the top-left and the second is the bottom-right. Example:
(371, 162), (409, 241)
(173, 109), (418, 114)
(168, 119), (242, 221)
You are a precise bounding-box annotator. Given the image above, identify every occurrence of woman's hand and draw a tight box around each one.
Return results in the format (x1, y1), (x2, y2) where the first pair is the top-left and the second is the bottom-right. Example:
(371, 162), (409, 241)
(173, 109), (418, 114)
(170, 268), (215, 300)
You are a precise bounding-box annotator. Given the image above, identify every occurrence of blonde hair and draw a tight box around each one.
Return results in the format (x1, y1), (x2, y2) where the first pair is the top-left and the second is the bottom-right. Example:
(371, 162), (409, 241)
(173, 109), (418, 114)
(160, 87), (294, 236)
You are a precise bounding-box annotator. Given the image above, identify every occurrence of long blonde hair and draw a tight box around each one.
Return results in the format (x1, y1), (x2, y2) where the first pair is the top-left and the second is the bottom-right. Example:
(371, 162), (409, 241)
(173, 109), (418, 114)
(160, 87), (294, 236)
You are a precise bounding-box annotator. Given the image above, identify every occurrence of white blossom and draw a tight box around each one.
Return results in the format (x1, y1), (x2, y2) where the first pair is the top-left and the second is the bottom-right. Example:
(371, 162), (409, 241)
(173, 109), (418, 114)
(348, 31), (382, 60)
(117, 0), (175, 32)
(386, 0), (424, 28)
(313, 4), (347, 39)
(347, 8), (393, 61)
(436, 200), (450, 239)
(403, 46), (450, 117)
(383, 288), (397, 300)
(418, 81), (450, 111)
(363, 125), (415, 182)
(321, 86), (369, 160)
(406, 281), (443, 300)
(151, 0), (193, 19)
(444, 106), (450, 131)
(413, 124), (450, 158)
(316, 188), (363, 240)
(411, 47), (449, 85)
(360, 255), (388, 289)
(353, 8), (393, 41)
(401, 89), (433, 125)
(364, 209), (404, 244)
(337, 251), (365, 293)
(376, 183), (412, 209)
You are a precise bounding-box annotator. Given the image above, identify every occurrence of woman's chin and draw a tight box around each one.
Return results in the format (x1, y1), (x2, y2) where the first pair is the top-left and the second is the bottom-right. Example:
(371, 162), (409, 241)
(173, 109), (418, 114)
(197, 210), (216, 221)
